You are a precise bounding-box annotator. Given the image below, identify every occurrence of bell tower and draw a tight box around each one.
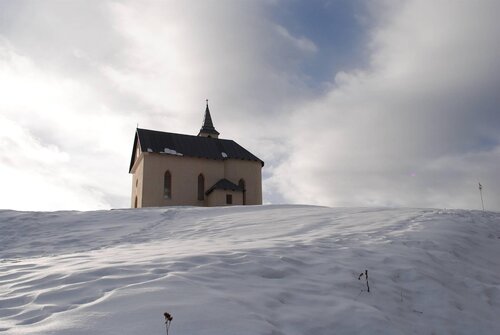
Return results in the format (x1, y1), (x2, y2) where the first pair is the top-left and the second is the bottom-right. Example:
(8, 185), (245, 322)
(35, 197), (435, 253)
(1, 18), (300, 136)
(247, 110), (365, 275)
(197, 99), (220, 138)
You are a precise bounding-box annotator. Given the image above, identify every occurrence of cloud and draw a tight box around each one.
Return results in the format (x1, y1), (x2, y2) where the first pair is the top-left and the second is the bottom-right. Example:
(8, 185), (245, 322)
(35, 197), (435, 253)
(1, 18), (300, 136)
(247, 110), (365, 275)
(274, 24), (318, 53)
(0, 0), (499, 211)
(273, 0), (500, 210)
(0, 115), (108, 211)
(103, 1), (317, 128)
(0, 36), (132, 210)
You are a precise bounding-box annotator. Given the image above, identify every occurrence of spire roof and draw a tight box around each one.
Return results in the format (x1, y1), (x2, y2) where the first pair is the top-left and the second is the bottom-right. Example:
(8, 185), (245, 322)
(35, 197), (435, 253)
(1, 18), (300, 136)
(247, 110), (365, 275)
(199, 100), (220, 136)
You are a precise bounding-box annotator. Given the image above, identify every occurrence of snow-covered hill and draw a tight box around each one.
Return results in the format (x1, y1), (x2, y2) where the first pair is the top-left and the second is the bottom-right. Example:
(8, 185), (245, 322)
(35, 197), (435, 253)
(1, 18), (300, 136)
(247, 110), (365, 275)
(1, 205), (499, 334)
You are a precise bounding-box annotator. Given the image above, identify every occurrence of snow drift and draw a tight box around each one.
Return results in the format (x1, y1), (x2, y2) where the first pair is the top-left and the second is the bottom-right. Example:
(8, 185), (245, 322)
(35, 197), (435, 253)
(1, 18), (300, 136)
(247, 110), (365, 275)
(0, 205), (499, 334)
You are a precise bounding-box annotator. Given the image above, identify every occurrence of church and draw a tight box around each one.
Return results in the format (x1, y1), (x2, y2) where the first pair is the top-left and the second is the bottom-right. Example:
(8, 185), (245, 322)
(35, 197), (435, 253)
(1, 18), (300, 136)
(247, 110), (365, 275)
(129, 102), (264, 208)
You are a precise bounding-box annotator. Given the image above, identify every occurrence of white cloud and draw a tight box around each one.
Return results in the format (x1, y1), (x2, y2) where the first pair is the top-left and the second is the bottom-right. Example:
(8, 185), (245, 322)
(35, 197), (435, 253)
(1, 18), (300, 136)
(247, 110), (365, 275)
(0, 116), (109, 211)
(273, 0), (500, 210)
(274, 24), (318, 53)
(0, 38), (132, 210)
(103, 1), (316, 129)
(0, 0), (499, 211)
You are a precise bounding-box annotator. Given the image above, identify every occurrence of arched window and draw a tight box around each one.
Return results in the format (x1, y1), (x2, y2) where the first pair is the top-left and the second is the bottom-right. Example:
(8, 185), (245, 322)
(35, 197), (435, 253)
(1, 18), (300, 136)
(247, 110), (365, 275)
(239, 179), (246, 205)
(164, 171), (172, 199)
(198, 174), (205, 201)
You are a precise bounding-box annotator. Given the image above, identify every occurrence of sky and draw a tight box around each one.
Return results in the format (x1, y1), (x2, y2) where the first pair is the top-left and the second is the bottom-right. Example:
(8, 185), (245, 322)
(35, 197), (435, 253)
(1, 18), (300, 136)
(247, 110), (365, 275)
(0, 0), (499, 211)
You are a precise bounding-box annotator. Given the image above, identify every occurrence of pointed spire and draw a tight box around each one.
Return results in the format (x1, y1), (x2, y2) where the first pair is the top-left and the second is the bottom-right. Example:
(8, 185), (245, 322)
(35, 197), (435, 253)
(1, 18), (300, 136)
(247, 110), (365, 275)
(198, 99), (220, 138)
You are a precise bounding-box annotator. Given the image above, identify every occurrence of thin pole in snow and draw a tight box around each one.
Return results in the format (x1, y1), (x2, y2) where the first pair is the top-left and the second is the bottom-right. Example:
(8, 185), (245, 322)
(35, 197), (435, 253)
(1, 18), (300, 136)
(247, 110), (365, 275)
(479, 182), (485, 211)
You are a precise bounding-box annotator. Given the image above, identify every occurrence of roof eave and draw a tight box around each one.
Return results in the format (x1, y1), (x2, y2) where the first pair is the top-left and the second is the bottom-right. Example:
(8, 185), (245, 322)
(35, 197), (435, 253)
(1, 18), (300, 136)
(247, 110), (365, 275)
(128, 131), (140, 173)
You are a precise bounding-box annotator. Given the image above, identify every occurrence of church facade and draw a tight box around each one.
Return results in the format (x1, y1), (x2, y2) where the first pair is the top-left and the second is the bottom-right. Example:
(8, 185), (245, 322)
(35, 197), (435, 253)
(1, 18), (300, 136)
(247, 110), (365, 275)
(129, 103), (264, 208)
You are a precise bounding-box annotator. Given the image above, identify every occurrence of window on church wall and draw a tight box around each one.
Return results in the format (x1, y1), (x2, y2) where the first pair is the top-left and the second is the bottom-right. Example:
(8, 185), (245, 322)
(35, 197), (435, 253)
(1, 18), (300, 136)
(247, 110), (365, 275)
(164, 171), (172, 199)
(198, 174), (205, 201)
(238, 179), (246, 205)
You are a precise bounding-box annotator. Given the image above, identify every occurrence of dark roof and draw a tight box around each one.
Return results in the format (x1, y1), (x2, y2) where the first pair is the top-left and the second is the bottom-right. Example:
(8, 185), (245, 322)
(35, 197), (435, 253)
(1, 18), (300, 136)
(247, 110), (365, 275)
(129, 128), (264, 172)
(206, 178), (243, 195)
(198, 103), (219, 135)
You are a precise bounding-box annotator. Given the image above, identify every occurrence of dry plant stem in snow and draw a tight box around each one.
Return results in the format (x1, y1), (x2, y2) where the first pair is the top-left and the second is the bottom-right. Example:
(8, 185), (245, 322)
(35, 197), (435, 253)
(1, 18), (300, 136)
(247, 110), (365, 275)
(163, 312), (173, 335)
(358, 270), (370, 293)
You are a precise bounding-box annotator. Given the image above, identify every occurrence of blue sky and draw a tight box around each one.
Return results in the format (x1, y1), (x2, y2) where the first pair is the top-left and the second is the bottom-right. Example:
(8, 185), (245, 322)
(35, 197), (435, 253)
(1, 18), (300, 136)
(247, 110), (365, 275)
(271, 0), (369, 85)
(0, 0), (499, 211)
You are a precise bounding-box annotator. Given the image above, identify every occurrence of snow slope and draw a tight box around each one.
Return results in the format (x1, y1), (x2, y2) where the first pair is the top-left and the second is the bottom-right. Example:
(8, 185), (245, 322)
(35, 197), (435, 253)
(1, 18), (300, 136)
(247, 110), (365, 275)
(1, 205), (499, 334)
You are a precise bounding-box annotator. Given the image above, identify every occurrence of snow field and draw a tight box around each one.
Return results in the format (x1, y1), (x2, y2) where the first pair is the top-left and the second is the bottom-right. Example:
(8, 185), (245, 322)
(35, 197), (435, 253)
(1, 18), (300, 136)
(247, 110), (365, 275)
(0, 205), (499, 334)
